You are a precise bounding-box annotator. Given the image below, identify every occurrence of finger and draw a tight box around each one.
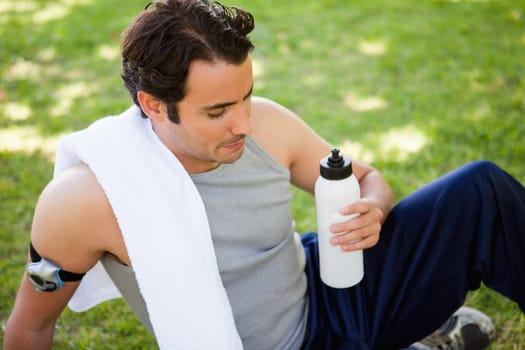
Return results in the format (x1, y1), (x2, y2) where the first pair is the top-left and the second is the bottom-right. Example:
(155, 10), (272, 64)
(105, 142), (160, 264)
(341, 231), (380, 251)
(331, 221), (381, 245)
(331, 207), (382, 233)
(339, 200), (371, 216)
(340, 200), (384, 222)
(341, 237), (377, 251)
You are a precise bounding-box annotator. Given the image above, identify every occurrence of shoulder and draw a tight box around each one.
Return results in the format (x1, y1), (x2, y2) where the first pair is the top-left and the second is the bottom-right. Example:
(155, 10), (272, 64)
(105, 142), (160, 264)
(250, 96), (324, 141)
(31, 163), (124, 272)
(250, 96), (333, 192)
(251, 96), (302, 125)
(251, 97), (314, 162)
(37, 163), (110, 224)
(251, 96), (286, 113)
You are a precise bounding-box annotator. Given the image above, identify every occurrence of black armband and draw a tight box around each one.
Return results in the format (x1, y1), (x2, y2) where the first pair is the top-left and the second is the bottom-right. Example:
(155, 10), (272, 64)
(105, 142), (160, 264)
(26, 242), (86, 292)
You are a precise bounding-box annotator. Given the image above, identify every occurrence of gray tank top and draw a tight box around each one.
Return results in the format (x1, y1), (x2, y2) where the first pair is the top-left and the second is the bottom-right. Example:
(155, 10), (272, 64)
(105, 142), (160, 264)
(102, 137), (308, 349)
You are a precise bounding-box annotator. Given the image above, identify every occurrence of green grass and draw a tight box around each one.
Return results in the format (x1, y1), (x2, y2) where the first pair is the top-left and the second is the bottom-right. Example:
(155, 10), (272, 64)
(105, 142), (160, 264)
(1, 0), (524, 348)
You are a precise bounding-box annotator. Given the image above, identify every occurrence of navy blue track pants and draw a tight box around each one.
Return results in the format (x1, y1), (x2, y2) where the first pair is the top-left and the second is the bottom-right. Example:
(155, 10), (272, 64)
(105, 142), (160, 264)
(301, 160), (525, 349)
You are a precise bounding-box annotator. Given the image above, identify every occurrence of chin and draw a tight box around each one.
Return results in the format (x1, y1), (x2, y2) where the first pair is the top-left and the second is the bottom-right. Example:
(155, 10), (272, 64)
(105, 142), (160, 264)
(219, 147), (245, 164)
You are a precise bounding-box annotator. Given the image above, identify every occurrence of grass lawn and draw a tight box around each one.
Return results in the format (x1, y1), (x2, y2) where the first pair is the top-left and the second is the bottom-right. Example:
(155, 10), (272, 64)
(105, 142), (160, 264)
(1, 0), (524, 348)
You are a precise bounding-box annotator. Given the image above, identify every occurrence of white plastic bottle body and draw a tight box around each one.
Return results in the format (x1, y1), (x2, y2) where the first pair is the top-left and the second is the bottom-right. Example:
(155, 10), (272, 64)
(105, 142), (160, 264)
(315, 174), (363, 288)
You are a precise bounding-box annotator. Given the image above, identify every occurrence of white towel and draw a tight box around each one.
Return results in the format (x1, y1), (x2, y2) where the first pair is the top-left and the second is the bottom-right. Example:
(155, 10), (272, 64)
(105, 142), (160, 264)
(54, 105), (242, 349)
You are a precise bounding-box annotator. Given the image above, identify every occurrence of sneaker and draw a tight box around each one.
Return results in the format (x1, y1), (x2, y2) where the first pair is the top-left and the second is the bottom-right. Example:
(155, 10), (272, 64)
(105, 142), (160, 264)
(410, 306), (496, 350)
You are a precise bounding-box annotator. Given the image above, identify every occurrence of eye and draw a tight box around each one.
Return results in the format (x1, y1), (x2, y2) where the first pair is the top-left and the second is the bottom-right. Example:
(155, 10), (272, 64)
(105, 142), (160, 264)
(207, 109), (226, 119)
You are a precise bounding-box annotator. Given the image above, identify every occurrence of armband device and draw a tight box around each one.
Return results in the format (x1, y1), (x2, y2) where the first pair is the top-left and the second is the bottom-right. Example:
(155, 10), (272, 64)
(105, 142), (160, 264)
(26, 242), (85, 292)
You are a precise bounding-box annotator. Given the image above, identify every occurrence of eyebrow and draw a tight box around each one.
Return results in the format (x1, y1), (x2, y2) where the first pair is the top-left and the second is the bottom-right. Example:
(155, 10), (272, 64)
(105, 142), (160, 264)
(201, 83), (253, 111)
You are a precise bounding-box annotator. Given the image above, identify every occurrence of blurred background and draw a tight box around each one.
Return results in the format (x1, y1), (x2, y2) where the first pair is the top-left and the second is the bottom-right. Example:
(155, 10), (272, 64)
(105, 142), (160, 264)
(1, 0), (524, 348)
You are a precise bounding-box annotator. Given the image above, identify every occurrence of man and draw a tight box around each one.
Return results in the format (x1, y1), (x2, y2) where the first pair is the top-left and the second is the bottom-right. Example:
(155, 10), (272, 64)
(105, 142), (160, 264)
(4, 0), (523, 349)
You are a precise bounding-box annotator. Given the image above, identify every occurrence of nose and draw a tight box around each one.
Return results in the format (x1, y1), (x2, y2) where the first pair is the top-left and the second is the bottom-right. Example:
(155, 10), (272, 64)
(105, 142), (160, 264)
(230, 101), (252, 136)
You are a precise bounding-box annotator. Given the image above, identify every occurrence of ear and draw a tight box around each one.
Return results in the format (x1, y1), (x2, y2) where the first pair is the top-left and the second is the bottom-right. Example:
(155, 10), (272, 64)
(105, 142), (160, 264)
(137, 91), (167, 122)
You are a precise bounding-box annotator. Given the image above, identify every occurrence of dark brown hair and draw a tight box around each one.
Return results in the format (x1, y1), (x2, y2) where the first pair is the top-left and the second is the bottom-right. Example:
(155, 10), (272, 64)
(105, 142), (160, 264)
(121, 0), (255, 123)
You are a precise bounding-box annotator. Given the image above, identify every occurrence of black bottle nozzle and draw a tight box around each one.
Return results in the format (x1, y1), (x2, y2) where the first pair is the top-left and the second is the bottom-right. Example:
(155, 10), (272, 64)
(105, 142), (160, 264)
(327, 149), (345, 168)
(320, 148), (353, 180)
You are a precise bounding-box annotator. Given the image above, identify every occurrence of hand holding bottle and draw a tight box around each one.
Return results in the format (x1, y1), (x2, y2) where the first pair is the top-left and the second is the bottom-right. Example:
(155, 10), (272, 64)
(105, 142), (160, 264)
(327, 198), (383, 252)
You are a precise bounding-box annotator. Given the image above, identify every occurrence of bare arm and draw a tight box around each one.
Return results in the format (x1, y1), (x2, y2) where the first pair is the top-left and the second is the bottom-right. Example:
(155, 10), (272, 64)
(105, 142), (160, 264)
(251, 97), (393, 251)
(3, 164), (124, 349)
(3, 277), (81, 350)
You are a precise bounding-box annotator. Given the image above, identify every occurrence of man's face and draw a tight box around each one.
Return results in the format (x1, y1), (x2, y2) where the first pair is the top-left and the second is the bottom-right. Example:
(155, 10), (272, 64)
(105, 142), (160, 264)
(156, 56), (254, 173)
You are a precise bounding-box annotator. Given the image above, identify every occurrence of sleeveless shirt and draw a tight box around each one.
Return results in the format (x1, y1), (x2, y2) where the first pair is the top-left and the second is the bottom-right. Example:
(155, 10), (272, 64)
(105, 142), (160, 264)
(102, 136), (308, 349)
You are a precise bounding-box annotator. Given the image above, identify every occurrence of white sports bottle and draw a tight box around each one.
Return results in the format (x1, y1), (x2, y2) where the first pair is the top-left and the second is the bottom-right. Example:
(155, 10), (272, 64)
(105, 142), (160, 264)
(315, 148), (363, 288)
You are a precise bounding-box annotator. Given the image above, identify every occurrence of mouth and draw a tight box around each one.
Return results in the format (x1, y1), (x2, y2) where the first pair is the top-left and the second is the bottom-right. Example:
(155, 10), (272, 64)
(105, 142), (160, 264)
(222, 137), (245, 151)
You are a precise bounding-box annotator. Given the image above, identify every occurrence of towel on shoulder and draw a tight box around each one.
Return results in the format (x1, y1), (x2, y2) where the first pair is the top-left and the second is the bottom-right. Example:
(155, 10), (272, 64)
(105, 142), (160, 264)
(54, 105), (242, 349)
